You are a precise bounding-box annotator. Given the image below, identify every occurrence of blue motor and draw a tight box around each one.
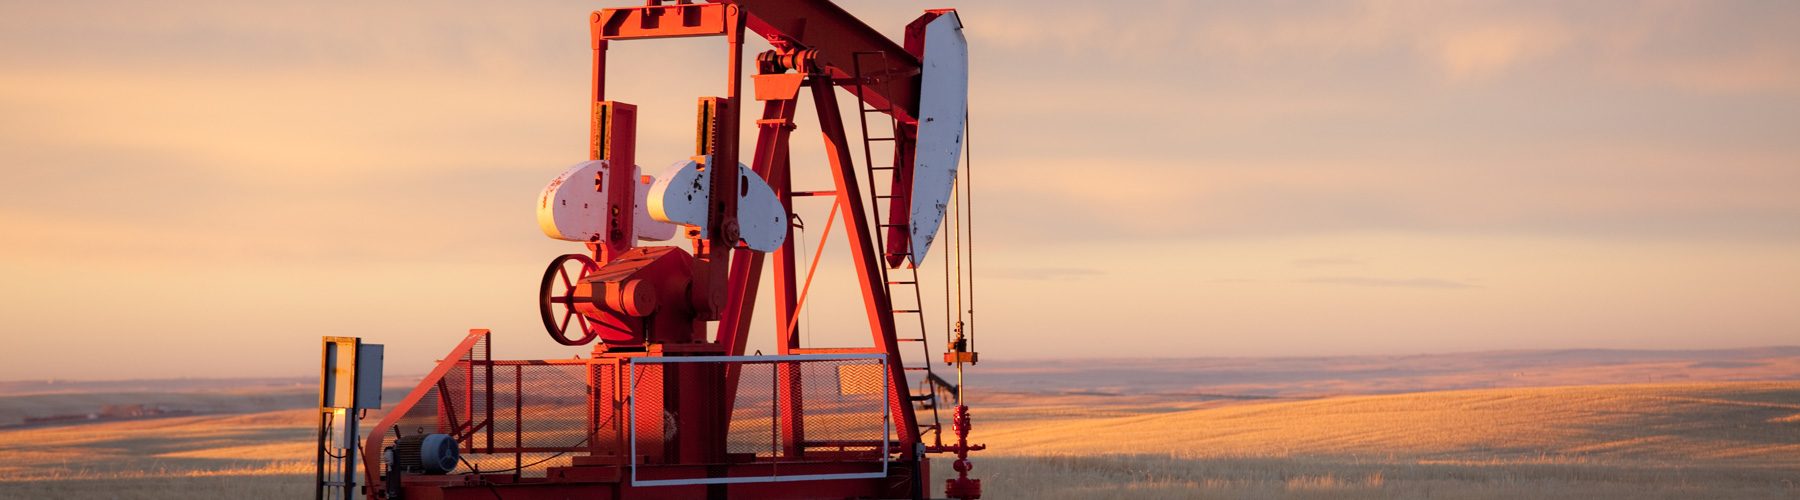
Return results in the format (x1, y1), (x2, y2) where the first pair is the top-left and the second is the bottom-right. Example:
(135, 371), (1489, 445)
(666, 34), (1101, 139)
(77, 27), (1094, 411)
(390, 433), (459, 475)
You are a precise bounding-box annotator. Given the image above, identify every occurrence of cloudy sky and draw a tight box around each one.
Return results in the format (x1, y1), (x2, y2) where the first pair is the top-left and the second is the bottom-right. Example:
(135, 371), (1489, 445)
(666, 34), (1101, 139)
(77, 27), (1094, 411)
(2, 0), (1797, 380)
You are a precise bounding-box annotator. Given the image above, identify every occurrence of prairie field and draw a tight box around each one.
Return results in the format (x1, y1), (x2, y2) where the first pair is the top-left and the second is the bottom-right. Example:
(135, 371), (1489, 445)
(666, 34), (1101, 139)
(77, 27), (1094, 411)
(0, 409), (315, 499)
(3, 350), (1798, 499)
(953, 382), (1800, 499)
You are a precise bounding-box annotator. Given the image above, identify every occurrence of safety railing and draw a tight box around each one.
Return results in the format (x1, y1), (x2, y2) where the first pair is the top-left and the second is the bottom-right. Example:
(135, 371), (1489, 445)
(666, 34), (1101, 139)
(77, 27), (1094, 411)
(628, 354), (890, 486)
(361, 330), (490, 492)
(362, 333), (890, 494)
(364, 331), (601, 485)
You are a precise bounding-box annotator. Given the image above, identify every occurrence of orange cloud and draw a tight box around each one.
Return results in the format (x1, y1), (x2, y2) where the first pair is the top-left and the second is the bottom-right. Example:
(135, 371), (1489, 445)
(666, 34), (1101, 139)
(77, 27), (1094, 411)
(1429, 20), (1571, 82)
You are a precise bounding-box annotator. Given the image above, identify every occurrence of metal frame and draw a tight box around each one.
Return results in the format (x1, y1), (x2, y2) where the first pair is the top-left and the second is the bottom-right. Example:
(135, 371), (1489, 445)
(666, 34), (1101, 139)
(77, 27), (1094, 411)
(360, 330), (491, 487)
(629, 353), (886, 363)
(366, 1), (981, 498)
(627, 353), (889, 487)
(584, 0), (928, 455)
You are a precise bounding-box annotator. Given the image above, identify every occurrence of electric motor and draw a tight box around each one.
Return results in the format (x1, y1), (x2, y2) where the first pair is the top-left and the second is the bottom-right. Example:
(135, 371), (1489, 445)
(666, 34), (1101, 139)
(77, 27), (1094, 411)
(391, 433), (459, 475)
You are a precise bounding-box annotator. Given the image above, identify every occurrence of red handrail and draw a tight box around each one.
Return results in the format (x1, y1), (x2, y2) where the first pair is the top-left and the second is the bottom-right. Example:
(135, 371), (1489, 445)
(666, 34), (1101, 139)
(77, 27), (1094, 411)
(360, 329), (490, 499)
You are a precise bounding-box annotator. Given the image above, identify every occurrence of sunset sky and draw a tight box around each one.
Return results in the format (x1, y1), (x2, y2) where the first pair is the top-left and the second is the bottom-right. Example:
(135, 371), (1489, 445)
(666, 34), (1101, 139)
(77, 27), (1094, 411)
(2, 0), (1798, 380)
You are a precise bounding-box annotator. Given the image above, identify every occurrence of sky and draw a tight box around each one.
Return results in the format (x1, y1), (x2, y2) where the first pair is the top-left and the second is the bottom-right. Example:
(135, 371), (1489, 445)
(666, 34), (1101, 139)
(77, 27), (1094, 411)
(2, 0), (1797, 380)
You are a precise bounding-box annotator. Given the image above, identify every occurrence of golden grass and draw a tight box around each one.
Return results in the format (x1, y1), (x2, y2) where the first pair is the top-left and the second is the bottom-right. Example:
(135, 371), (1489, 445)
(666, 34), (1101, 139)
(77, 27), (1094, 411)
(979, 382), (1800, 467)
(3, 382), (1797, 499)
(0, 409), (315, 481)
(0, 389), (317, 426)
(932, 454), (1800, 500)
(947, 382), (1800, 499)
(974, 349), (1800, 398)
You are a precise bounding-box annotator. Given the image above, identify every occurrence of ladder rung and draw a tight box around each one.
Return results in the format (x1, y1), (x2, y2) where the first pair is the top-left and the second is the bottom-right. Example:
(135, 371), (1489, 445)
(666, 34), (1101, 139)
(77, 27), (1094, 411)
(899, 338), (925, 342)
(869, 166), (896, 170)
(862, 108), (893, 114)
(866, 137), (896, 142)
(879, 223), (905, 228)
(887, 281), (916, 284)
(892, 309), (920, 314)
(903, 367), (929, 371)
(875, 195), (898, 199)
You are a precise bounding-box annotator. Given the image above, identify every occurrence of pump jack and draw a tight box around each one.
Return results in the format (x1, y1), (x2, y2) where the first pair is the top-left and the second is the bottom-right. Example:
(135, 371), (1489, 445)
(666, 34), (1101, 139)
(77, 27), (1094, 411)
(358, 2), (983, 499)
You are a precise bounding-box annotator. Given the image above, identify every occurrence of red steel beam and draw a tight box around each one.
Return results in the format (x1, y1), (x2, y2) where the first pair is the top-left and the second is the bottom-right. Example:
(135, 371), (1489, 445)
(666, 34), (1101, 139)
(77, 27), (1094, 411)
(810, 78), (920, 447)
(717, 100), (799, 356)
(715, 0), (923, 124)
(591, 101), (638, 262)
(717, 96), (801, 439)
(593, 3), (729, 40)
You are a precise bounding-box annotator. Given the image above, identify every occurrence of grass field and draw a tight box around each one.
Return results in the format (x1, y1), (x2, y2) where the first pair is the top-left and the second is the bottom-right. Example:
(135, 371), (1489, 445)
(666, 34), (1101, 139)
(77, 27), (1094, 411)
(953, 382), (1800, 499)
(2, 381), (1796, 498)
(0, 409), (314, 499)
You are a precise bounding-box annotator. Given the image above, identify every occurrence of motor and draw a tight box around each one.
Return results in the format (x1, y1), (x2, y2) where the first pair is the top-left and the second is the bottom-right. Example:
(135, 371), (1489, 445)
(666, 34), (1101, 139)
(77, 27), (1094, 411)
(386, 433), (459, 476)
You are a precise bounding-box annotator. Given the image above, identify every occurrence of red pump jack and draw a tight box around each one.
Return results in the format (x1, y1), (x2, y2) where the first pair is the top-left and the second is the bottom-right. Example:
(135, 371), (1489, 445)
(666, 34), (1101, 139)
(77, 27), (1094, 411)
(357, 2), (983, 500)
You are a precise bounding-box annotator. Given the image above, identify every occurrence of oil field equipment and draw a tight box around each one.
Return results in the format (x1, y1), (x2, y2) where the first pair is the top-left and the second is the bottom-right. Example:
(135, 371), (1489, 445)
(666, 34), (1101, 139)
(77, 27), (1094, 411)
(338, 1), (985, 499)
(317, 337), (384, 500)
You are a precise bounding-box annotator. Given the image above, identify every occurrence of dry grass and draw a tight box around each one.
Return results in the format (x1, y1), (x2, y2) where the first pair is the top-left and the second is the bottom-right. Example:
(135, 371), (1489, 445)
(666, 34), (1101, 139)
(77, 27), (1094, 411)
(0, 389), (317, 427)
(933, 454), (1800, 500)
(3, 382), (1798, 499)
(974, 348), (1800, 398)
(0, 407), (315, 499)
(979, 382), (1800, 466)
(0, 409), (315, 482)
(950, 382), (1800, 499)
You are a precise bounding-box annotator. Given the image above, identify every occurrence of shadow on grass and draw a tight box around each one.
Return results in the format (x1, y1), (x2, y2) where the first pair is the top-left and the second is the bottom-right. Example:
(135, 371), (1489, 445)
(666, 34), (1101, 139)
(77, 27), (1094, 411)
(1565, 384), (1800, 452)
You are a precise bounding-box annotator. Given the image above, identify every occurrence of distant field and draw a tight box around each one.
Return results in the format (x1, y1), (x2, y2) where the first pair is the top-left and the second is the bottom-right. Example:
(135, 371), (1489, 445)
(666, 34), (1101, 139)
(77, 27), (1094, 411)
(973, 346), (1800, 399)
(982, 382), (1800, 464)
(0, 380), (413, 427)
(3, 350), (1798, 499)
(0, 410), (314, 499)
(3, 382), (1797, 499)
(960, 382), (1800, 499)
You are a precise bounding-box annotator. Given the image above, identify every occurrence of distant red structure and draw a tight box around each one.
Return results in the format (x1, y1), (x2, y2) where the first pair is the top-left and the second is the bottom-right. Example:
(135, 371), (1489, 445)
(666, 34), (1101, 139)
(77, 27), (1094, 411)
(359, 1), (981, 499)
